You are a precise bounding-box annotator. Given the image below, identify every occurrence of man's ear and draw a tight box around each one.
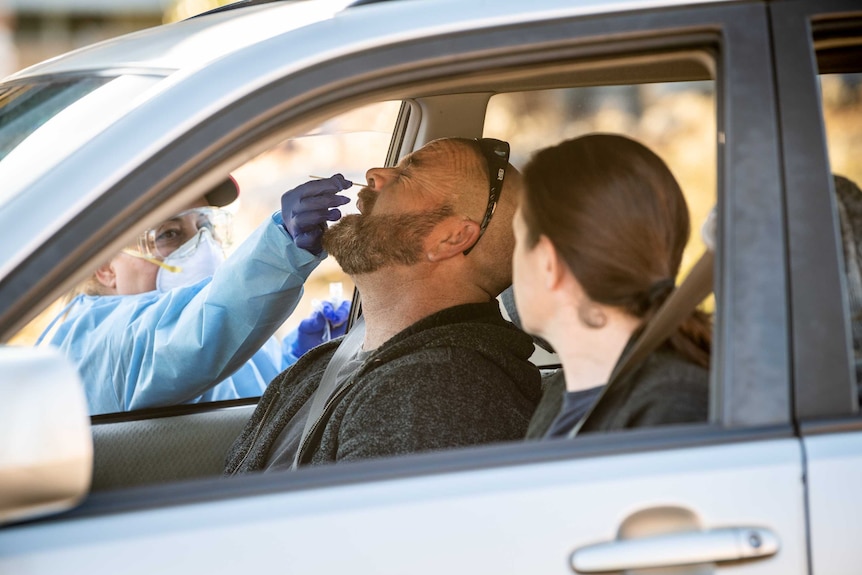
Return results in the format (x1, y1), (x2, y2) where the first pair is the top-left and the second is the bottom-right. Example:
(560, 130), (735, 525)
(426, 218), (481, 262)
(94, 262), (117, 290)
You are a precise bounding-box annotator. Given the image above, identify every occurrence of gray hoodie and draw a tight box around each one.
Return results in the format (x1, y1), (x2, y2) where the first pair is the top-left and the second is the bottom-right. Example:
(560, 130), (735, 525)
(225, 301), (541, 473)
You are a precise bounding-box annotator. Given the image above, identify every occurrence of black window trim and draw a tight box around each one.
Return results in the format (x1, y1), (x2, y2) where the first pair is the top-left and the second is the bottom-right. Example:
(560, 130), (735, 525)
(769, 0), (862, 423)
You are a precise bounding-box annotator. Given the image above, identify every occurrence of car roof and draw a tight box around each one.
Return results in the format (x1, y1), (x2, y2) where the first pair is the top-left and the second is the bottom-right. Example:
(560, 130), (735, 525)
(7, 1), (355, 79)
(7, 0), (733, 80)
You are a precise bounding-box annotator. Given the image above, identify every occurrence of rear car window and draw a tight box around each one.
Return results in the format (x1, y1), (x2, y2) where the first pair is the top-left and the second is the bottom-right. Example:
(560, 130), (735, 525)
(815, 25), (862, 398)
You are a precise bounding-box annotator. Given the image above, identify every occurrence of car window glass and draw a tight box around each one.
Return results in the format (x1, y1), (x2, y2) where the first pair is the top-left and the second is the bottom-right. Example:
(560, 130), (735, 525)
(818, 59), (862, 397)
(0, 78), (111, 158)
(0, 74), (164, 206)
(9, 100), (401, 416)
(485, 81), (716, 368)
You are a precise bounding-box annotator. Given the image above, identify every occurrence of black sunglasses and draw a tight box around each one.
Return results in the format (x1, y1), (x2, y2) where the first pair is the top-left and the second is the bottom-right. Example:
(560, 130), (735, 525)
(463, 138), (510, 255)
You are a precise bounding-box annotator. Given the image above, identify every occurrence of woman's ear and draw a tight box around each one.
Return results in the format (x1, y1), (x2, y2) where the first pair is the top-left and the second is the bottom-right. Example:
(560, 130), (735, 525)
(536, 234), (566, 292)
(94, 262), (117, 290)
(427, 218), (481, 262)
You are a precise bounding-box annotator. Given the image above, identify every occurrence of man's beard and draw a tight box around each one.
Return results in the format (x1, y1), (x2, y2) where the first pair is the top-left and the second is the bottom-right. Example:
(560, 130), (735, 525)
(322, 206), (453, 275)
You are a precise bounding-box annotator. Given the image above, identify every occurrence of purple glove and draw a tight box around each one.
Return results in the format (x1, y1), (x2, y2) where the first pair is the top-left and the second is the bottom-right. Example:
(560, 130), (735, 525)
(290, 300), (352, 357)
(281, 175), (352, 255)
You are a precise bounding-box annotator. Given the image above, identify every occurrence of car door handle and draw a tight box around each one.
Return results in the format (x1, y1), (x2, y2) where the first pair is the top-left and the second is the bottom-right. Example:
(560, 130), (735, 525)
(571, 527), (779, 573)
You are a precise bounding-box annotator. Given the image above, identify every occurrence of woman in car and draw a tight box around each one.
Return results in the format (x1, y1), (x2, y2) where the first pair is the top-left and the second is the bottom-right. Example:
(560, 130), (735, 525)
(511, 133), (711, 437)
(38, 176), (351, 415)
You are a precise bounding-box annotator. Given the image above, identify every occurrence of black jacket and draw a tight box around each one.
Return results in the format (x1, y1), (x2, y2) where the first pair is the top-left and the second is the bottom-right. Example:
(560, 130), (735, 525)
(527, 345), (708, 438)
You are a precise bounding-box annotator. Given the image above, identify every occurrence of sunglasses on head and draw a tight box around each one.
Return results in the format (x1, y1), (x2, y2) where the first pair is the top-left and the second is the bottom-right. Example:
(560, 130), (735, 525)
(463, 137), (510, 256)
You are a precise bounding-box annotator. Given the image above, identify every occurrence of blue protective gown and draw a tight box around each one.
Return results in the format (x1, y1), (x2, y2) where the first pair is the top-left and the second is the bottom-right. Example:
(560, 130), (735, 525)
(40, 213), (319, 415)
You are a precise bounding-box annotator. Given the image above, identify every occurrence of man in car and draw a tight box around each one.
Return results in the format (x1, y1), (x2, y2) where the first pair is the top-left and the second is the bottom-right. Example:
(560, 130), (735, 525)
(225, 137), (542, 473)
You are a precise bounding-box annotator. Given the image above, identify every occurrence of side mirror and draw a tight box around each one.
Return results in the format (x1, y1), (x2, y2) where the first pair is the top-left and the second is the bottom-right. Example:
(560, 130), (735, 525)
(0, 346), (92, 525)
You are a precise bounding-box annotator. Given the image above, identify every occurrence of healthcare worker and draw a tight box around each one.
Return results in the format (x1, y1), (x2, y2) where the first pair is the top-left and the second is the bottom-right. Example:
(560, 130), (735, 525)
(39, 175), (352, 415)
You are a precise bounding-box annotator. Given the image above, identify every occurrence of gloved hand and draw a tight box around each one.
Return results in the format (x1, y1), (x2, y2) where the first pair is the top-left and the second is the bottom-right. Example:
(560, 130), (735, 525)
(290, 300), (352, 357)
(281, 174), (352, 255)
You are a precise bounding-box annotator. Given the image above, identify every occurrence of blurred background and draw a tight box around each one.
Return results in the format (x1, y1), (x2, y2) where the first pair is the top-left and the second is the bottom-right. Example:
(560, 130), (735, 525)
(0, 1), (242, 77)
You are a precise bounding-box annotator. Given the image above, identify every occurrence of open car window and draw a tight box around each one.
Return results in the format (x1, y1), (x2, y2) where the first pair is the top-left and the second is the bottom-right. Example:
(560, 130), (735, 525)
(8, 100), (401, 416)
(226, 101), (401, 339)
(10, 39), (721, 425)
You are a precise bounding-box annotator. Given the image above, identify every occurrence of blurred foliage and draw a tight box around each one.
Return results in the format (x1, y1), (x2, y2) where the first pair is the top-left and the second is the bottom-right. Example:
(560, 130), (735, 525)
(163, 0), (235, 23)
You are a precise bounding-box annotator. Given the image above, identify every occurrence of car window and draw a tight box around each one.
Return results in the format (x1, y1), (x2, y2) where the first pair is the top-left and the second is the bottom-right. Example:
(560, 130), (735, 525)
(0, 74), (165, 206)
(227, 101), (400, 339)
(816, 35), (862, 399)
(8, 100), (401, 415)
(485, 80), (716, 368)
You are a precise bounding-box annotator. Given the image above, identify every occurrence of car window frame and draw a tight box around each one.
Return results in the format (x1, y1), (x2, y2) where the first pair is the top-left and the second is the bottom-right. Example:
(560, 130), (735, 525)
(154, 0), (789, 428)
(769, 0), (862, 424)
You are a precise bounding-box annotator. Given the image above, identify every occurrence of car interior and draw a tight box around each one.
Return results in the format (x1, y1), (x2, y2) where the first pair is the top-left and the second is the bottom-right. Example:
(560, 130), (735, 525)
(38, 45), (717, 493)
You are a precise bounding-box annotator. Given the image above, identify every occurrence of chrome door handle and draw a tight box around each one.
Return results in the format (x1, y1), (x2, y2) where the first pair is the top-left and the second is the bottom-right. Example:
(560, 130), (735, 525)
(571, 527), (779, 573)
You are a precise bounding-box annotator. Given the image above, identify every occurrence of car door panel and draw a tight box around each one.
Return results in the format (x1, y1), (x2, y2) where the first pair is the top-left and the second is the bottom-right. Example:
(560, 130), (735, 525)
(90, 404), (256, 491)
(0, 435), (806, 574)
(803, 427), (862, 574)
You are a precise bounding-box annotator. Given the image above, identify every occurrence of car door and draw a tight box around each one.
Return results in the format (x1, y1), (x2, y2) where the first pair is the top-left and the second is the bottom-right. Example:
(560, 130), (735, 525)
(0, 1), (807, 573)
(771, 0), (862, 572)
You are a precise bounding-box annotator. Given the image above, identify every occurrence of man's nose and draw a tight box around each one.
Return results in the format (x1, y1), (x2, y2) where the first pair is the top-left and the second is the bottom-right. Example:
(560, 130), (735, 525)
(365, 167), (391, 191)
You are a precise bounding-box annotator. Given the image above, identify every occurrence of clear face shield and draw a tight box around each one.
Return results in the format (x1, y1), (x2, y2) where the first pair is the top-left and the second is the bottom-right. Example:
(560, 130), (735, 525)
(131, 207), (232, 260)
(123, 207), (233, 291)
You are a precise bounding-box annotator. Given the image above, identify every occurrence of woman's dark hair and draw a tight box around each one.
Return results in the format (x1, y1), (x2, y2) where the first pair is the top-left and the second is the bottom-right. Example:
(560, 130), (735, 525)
(520, 133), (711, 368)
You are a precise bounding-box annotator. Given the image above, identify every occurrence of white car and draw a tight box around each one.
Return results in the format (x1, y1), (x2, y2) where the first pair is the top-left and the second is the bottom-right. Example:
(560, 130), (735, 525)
(1, 0), (860, 573)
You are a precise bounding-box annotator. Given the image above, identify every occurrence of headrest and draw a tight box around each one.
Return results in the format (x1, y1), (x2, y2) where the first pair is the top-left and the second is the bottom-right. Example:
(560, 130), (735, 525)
(834, 175), (862, 362)
(204, 176), (239, 207)
(701, 206), (716, 252)
(500, 285), (555, 353)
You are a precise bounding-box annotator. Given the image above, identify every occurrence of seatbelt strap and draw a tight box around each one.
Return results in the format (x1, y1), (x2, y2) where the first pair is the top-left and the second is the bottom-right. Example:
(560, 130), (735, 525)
(291, 315), (366, 469)
(567, 249), (714, 438)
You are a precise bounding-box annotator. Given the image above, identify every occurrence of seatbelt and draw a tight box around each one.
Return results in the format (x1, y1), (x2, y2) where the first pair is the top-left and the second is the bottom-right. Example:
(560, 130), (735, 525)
(291, 315), (366, 469)
(567, 249), (714, 438)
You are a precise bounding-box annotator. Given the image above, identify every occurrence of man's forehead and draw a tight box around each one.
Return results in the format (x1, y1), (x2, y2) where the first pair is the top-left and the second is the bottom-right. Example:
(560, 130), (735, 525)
(401, 139), (471, 171)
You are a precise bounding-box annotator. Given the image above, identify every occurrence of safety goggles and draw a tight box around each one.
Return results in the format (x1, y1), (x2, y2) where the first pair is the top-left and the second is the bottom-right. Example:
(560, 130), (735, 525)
(132, 206), (232, 260)
(463, 138), (510, 256)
